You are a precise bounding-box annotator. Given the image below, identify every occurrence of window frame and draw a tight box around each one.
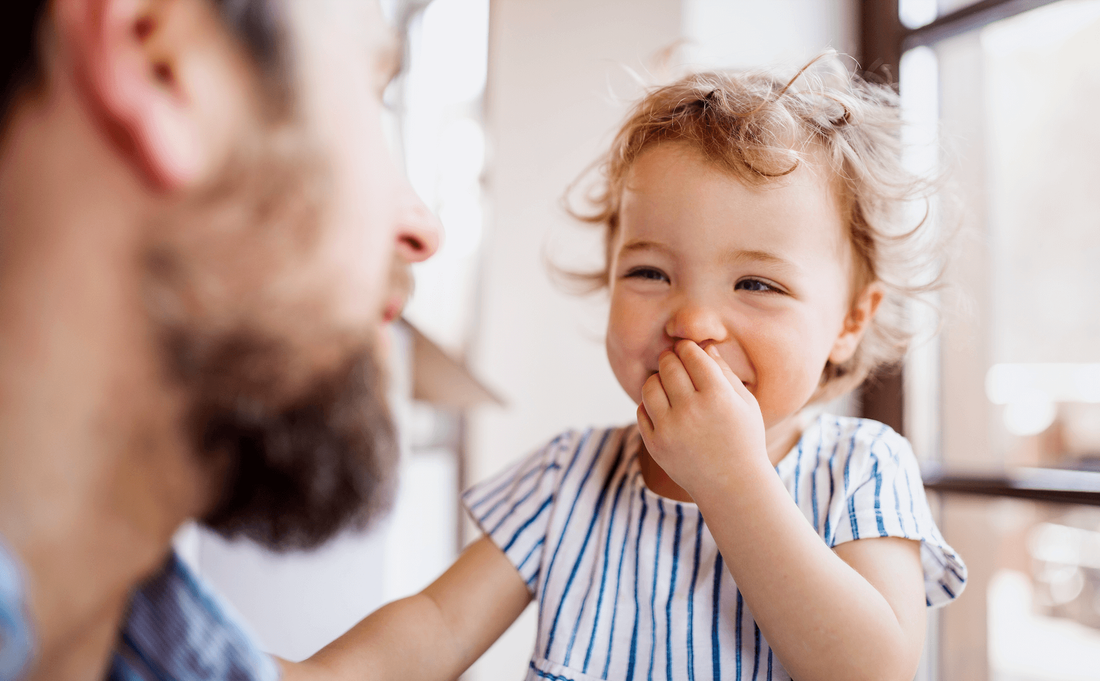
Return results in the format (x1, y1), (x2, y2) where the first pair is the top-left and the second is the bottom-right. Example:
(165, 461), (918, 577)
(856, 0), (1100, 506)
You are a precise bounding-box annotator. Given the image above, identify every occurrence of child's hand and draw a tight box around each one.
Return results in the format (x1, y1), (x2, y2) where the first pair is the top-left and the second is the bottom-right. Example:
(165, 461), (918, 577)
(636, 340), (768, 498)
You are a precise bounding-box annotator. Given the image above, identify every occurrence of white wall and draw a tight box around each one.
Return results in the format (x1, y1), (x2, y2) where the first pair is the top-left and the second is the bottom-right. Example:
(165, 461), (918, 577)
(684, 0), (857, 69)
(466, 1), (856, 679)
(187, 524), (390, 662)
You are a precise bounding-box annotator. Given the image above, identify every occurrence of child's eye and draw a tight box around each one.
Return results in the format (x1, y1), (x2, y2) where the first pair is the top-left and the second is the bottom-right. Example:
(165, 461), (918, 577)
(624, 267), (669, 283)
(735, 278), (782, 293)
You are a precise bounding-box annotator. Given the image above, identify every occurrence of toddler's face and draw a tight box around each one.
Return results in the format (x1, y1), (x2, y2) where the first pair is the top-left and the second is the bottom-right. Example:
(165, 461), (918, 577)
(606, 142), (861, 433)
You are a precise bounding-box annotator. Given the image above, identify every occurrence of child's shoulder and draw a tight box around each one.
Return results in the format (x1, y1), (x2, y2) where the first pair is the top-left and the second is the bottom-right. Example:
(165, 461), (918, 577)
(804, 413), (908, 446)
(536, 423), (634, 451)
(795, 413), (915, 468)
(785, 414), (930, 519)
(462, 425), (635, 519)
(518, 423), (637, 470)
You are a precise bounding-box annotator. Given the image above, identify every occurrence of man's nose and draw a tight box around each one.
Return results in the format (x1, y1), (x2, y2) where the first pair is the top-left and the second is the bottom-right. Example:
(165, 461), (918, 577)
(394, 186), (442, 263)
(665, 297), (727, 345)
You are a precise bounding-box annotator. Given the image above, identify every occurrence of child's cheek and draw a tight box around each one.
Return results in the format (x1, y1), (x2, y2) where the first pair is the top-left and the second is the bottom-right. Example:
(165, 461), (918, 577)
(605, 329), (642, 403)
(606, 305), (658, 403)
(751, 324), (831, 424)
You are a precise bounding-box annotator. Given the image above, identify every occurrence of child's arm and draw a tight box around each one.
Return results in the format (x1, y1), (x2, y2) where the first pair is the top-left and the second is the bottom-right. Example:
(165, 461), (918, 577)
(693, 464), (926, 681)
(638, 341), (927, 681)
(279, 535), (531, 681)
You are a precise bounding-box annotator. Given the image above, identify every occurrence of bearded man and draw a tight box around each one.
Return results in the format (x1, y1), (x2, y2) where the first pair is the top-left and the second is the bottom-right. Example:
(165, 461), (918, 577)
(0, 1), (440, 679)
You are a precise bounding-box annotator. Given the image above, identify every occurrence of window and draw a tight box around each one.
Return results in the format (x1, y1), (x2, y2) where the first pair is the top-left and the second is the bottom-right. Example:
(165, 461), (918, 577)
(860, 1), (1100, 678)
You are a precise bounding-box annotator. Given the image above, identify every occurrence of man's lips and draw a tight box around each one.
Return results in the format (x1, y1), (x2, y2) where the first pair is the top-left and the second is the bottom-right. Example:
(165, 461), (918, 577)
(382, 261), (413, 324)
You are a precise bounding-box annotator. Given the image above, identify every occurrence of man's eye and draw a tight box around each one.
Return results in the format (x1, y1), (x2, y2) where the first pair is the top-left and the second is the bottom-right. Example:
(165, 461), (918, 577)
(625, 267), (669, 283)
(735, 278), (780, 293)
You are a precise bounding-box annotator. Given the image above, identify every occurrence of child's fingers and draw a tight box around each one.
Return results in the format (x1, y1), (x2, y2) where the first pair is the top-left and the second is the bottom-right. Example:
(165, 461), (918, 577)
(636, 403), (655, 441)
(675, 340), (727, 392)
(657, 349), (695, 403)
(703, 344), (738, 383)
(704, 344), (758, 404)
(640, 372), (670, 421)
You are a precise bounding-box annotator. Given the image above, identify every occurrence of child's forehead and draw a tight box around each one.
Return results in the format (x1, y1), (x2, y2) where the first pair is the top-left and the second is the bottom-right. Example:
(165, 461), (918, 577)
(622, 140), (842, 201)
(621, 142), (843, 218)
(615, 142), (853, 265)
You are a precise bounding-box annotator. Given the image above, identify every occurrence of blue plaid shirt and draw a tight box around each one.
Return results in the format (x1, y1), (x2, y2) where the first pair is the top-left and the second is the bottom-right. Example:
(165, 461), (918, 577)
(0, 543), (280, 681)
(0, 541), (33, 681)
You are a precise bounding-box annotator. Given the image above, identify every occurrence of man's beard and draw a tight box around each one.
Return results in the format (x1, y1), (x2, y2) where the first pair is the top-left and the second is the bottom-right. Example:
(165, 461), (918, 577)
(144, 129), (399, 552)
(169, 330), (397, 552)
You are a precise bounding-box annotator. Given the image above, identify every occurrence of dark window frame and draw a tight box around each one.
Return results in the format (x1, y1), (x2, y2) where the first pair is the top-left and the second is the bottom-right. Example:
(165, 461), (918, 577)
(856, 0), (1100, 506)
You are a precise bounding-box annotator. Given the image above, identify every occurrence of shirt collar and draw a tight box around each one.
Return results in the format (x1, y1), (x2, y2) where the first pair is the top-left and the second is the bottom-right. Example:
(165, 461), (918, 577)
(110, 552), (279, 681)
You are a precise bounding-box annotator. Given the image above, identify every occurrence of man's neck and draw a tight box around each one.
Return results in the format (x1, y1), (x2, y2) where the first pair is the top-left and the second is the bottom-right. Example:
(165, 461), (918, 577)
(0, 87), (213, 681)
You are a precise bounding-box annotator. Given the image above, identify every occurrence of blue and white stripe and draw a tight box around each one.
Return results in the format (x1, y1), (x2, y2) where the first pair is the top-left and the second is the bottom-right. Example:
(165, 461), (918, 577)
(463, 415), (967, 681)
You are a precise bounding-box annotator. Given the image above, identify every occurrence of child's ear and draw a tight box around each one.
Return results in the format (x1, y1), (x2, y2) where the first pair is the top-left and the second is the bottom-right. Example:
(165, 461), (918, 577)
(829, 283), (884, 365)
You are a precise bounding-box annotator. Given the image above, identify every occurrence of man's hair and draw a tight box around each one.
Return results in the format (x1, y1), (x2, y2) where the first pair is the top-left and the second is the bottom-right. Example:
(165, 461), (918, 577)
(1, 0), (287, 117)
(569, 56), (950, 400)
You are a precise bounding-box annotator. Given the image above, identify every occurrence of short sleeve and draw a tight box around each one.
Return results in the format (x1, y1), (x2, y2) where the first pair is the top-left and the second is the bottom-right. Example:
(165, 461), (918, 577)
(828, 423), (968, 608)
(462, 431), (582, 594)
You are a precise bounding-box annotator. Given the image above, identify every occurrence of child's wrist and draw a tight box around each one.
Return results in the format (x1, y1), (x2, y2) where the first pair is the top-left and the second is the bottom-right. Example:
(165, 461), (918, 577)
(688, 451), (776, 509)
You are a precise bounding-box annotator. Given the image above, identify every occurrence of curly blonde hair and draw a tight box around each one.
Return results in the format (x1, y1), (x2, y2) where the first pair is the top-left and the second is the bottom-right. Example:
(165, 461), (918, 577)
(568, 57), (948, 400)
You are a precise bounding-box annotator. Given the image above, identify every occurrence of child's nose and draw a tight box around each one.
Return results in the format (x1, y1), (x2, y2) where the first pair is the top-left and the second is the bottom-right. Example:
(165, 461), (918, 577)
(665, 299), (727, 345)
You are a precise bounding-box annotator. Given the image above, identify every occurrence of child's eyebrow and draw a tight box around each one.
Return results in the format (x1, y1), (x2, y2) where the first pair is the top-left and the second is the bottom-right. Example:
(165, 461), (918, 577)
(619, 239), (667, 254)
(724, 249), (800, 273)
(620, 241), (800, 274)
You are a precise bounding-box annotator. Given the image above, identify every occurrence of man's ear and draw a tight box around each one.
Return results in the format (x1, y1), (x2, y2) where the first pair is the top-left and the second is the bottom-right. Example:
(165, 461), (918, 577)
(54, 0), (255, 191)
(829, 283), (884, 365)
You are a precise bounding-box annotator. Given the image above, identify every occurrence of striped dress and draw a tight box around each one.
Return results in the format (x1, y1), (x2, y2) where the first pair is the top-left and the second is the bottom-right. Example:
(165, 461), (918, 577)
(462, 415), (967, 681)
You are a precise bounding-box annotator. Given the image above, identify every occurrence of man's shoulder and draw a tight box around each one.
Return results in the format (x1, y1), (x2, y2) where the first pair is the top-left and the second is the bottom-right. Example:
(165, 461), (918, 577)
(110, 553), (280, 681)
(0, 538), (33, 680)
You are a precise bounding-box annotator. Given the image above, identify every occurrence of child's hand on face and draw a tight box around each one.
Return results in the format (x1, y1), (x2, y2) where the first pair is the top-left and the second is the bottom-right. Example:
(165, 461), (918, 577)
(637, 340), (769, 498)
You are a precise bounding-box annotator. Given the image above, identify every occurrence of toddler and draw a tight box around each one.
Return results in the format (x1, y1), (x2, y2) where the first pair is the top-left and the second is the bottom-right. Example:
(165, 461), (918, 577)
(295, 60), (967, 681)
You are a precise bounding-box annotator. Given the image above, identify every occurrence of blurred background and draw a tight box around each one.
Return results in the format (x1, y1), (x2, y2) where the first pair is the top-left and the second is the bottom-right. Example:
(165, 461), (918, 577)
(174, 0), (1100, 679)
